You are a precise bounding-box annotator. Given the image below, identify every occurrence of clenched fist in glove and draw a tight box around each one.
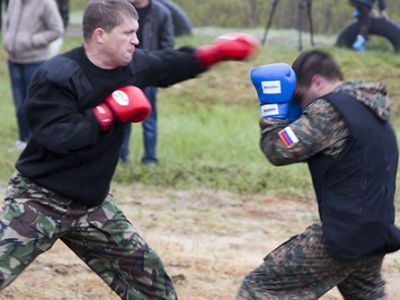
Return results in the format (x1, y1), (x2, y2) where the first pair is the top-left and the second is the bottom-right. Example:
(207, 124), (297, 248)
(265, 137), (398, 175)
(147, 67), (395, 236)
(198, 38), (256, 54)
(250, 63), (302, 122)
(196, 33), (260, 68)
(92, 86), (151, 131)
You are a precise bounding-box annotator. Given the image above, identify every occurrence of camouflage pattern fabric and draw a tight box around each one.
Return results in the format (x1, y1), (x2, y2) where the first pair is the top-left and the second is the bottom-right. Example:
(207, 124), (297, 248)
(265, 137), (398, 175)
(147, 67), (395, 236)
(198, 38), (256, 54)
(0, 172), (177, 300)
(259, 80), (390, 166)
(338, 81), (391, 121)
(259, 98), (349, 165)
(236, 224), (387, 300)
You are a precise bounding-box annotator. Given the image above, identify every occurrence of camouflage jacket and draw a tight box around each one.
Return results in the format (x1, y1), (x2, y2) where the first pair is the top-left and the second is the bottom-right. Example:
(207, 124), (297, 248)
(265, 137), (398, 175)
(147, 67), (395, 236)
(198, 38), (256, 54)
(260, 80), (391, 165)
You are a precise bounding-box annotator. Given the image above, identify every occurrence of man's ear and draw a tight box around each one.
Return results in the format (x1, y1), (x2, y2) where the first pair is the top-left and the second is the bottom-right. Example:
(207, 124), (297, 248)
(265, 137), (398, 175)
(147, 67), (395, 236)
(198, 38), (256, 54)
(310, 74), (326, 90)
(93, 28), (106, 44)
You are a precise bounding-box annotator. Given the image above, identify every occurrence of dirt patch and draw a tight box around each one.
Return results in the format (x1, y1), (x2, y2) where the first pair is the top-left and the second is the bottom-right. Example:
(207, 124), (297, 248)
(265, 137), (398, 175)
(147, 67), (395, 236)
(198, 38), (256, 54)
(1, 185), (399, 299)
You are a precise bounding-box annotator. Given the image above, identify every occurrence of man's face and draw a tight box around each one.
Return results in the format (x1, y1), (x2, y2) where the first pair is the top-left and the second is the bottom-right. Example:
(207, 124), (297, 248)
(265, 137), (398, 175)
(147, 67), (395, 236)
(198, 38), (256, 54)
(102, 14), (139, 68)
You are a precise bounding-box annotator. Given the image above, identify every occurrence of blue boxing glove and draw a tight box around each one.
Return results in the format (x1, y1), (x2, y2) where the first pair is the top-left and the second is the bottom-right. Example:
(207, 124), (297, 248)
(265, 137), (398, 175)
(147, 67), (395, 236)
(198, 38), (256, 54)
(250, 63), (302, 122)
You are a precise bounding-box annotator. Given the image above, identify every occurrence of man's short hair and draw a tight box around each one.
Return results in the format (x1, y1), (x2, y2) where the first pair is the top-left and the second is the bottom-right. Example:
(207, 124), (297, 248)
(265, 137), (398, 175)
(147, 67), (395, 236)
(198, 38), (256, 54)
(292, 50), (344, 87)
(82, 0), (138, 42)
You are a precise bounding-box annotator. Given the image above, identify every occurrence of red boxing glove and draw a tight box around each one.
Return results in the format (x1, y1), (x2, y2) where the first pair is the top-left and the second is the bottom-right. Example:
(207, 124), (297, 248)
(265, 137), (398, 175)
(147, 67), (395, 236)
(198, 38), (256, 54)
(92, 86), (151, 131)
(196, 33), (260, 68)
(92, 103), (114, 131)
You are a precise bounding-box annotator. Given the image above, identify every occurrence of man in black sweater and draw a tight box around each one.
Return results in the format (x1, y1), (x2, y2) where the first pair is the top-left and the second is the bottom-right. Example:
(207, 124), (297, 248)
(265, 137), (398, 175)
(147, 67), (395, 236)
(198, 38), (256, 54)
(0, 0), (260, 298)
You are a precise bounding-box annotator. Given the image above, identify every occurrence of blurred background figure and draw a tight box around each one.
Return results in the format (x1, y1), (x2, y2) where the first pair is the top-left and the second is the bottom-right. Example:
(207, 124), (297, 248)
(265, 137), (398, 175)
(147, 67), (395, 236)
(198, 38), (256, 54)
(120, 0), (175, 164)
(349, 0), (388, 52)
(48, 0), (70, 56)
(57, 0), (70, 29)
(2, 0), (64, 150)
(0, 0), (9, 29)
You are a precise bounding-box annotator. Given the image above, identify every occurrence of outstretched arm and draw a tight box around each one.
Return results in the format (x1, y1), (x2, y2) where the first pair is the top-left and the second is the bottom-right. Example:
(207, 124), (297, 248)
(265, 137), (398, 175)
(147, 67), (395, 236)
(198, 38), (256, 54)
(135, 33), (260, 88)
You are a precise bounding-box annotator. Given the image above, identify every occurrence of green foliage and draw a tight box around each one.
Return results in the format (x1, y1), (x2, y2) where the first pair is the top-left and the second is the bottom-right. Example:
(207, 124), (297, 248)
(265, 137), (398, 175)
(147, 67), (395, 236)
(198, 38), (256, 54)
(114, 101), (313, 198)
(70, 0), (87, 12)
(394, 259), (400, 271)
(171, 0), (400, 34)
(70, 1), (400, 34)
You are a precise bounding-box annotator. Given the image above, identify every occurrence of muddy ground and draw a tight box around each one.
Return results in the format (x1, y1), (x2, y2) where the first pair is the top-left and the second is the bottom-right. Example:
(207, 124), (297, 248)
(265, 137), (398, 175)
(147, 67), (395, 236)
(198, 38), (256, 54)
(0, 184), (399, 299)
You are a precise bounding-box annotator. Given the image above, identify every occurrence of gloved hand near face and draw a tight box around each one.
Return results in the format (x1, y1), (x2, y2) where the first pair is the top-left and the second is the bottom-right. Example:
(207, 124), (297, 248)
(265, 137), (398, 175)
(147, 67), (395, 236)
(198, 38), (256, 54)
(250, 63), (302, 122)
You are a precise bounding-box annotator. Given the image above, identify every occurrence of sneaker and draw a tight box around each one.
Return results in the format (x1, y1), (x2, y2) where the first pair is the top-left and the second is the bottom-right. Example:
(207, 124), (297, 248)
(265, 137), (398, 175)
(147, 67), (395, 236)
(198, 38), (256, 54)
(353, 9), (360, 18)
(15, 140), (27, 151)
(7, 140), (27, 153)
(352, 34), (366, 52)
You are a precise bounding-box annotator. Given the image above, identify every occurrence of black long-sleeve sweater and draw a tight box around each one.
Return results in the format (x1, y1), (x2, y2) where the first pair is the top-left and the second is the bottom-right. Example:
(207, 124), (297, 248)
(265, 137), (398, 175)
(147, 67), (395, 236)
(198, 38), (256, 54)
(16, 46), (206, 205)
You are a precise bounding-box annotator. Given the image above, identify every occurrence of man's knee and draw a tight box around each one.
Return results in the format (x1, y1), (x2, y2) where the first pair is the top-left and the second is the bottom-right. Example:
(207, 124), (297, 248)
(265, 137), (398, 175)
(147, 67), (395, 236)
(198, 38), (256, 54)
(236, 272), (277, 300)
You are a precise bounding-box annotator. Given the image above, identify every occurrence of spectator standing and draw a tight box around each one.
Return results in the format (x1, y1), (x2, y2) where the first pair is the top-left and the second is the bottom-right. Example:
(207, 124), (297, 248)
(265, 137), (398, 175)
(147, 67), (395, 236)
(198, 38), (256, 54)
(48, 0), (71, 57)
(0, 0), (9, 29)
(350, 0), (388, 52)
(120, 0), (175, 164)
(56, 0), (70, 29)
(2, 0), (64, 150)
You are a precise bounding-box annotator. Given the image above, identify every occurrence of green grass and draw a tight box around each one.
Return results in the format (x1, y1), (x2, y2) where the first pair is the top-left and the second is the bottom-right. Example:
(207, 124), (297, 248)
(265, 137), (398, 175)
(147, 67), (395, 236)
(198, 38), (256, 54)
(394, 259), (400, 272)
(1, 32), (400, 202)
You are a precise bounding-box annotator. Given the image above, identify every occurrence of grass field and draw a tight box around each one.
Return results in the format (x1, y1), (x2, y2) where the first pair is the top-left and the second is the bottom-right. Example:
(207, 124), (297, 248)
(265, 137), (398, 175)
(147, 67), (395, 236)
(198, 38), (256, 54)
(2, 31), (400, 200)
(0, 29), (400, 299)
(2, 31), (398, 200)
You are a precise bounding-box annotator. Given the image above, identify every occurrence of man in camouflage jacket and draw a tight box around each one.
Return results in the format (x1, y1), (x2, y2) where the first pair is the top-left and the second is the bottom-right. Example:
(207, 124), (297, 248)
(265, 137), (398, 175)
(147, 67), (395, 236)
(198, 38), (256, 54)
(237, 50), (400, 299)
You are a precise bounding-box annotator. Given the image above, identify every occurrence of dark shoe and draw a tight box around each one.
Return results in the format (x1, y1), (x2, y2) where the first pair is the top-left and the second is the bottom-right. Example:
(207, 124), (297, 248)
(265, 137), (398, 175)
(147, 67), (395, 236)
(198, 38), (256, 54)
(141, 158), (158, 165)
(119, 157), (130, 164)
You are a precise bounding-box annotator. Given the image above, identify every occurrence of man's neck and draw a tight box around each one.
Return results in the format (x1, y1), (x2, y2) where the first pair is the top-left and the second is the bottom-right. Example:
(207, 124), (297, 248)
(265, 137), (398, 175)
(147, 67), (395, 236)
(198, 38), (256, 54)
(323, 80), (343, 95)
(304, 80), (344, 107)
(84, 43), (113, 69)
(135, 0), (150, 9)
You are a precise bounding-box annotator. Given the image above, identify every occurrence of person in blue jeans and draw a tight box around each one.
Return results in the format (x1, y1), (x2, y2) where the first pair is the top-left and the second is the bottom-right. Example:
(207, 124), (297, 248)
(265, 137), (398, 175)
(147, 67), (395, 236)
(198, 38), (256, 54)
(349, 0), (388, 52)
(8, 62), (42, 148)
(2, 0), (63, 150)
(120, 86), (159, 164)
(120, 0), (175, 164)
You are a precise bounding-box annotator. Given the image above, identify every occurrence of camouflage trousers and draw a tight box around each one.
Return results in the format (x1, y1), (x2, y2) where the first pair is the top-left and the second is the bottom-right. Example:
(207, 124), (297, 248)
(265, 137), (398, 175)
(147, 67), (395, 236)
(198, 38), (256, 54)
(236, 224), (387, 300)
(0, 172), (177, 300)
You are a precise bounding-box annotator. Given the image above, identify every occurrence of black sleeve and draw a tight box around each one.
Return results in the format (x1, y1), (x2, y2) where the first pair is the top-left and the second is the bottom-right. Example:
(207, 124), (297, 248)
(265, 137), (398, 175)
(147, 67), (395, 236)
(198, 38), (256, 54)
(24, 64), (100, 154)
(132, 46), (207, 88)
(159, 8), (174, 50)
(56, 0), (69, 28)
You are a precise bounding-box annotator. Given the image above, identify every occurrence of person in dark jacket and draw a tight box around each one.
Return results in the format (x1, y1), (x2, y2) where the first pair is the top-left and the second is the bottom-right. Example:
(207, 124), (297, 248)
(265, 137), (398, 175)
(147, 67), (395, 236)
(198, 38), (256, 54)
(350, 0), (388, 52)
(120, 0), (175, 164)
(0, 0), (260, 297)
(56, 0), (70, 29)
(0, 0), (9, 29)
(48, 0), (71, 57)
(236, 50), (400, 299)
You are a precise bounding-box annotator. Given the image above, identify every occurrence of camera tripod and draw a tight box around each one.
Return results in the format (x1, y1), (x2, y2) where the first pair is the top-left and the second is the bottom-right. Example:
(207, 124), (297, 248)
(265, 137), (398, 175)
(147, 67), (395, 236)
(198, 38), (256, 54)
(261, 0), (315, 51)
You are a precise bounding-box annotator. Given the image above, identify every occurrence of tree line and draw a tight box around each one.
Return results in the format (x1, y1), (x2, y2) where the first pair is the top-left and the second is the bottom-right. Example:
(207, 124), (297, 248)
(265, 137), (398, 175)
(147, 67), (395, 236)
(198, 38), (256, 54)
(173, 0), (400, 34)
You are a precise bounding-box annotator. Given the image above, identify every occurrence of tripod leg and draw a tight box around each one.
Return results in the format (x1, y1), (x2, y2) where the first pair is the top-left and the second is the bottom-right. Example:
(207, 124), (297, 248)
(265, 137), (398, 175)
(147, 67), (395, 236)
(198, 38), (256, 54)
(298, 0), (306, 51)
(307, 0), (315, 46)
(261, 0), (279, 45)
